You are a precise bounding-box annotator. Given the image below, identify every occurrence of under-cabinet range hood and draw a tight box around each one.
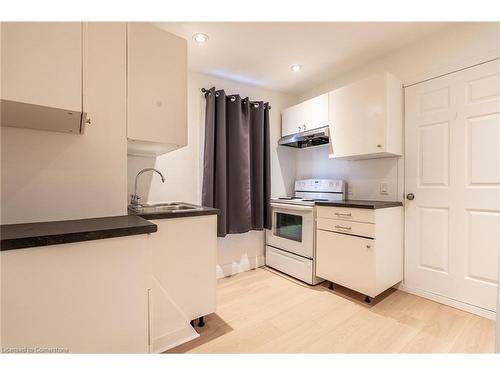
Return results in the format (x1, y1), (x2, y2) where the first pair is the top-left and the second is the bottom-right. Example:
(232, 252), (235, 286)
(278, 126), (329, 149)
(0, 99), (89, 134)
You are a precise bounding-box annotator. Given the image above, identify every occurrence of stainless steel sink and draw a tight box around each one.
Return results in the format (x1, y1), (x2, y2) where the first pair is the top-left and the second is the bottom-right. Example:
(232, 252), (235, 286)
(129, 202), (204, 214)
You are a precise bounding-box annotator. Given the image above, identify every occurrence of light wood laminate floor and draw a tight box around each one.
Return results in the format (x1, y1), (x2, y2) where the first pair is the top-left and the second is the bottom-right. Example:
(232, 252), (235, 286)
(167, 267), (496, 353)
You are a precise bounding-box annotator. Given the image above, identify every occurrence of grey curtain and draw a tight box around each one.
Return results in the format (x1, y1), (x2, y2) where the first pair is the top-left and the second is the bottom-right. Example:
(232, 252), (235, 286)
(202, 87), (271, 237)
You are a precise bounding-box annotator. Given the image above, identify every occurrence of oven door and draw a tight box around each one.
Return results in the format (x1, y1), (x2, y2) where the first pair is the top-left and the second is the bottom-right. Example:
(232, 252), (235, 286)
(266, 203), (314, 259)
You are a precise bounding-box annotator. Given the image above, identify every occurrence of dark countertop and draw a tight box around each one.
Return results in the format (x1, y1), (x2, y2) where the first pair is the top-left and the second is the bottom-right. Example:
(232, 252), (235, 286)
(0, 215), (157, 251)
(130, 205), (220, 220)
(315, 200), (403, 209)
(1, 203), (220, 251)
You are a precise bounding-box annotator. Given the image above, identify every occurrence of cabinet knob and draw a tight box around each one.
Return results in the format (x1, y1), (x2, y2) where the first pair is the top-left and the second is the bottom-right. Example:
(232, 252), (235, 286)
(85, 115), (92, 125)
(366, 245), (371, 249)
(406, 193), (415, 200)
(376, 144), (382, 148)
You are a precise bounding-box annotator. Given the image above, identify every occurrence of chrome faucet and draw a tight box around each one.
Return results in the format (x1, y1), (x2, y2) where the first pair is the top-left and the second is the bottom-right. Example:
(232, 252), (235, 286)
(130, 168), (165, 206)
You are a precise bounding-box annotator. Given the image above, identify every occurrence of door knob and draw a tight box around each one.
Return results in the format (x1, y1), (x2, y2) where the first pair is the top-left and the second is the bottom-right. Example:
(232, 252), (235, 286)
(406, 193), (415, 200)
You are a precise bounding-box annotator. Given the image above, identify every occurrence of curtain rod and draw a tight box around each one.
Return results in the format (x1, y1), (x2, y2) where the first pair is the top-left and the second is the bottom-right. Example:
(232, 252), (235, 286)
(201, 87), (271, 110)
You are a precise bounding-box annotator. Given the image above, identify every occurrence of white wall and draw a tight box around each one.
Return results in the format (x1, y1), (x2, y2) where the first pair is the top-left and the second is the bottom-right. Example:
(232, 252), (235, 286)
(1, 23), (128, 224)
(295, 22), (500, 202)
(295, 146), (401, 201)
(128, 71), (297, 277)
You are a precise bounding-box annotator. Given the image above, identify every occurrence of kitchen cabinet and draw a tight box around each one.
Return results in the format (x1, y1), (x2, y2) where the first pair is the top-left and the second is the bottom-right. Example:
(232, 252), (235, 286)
(328, 72), (403, 160)
(0, 22), (88, 134)
(1, 22), (82, 111)
(148, 214), (217, 352)
(127, 23), (188, 156)
(1, 234), (151, 353)
(316, 205), (403, 299)
(281, 93), (329, 136)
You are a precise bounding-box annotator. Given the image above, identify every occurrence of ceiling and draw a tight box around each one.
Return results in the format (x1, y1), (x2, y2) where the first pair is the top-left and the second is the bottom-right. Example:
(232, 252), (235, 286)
(157, 22), (449, 95)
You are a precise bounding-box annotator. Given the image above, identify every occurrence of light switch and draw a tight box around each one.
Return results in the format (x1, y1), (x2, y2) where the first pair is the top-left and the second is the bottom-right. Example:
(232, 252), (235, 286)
(380, 182), (389, 195)
(347, 184), (354, 197)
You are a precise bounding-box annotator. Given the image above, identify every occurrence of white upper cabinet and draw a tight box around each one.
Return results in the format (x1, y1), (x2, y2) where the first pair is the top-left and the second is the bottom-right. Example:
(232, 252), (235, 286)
(127, 23), (187, 156)
(1, 22), (82, 111)
(328, 72), (403, 160)
(1, 22), (87, 134)
(281, 93), (329, 136)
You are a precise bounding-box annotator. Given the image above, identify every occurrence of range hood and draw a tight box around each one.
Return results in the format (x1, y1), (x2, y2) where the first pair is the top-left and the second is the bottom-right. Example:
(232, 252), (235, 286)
(0, 99), (89, 135)
(278, 126), (329, 149)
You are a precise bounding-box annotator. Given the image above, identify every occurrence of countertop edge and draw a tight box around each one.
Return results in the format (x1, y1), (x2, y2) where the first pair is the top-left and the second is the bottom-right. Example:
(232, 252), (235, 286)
(315, 200), (403, 209)
(134, 207), (220, 220)
(0, 215), (157, 252)
(1, 204), (220, 251)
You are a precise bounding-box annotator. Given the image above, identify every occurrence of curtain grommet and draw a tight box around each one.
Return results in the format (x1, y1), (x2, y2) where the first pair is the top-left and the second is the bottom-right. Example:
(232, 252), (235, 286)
(230, 96), (236, 102)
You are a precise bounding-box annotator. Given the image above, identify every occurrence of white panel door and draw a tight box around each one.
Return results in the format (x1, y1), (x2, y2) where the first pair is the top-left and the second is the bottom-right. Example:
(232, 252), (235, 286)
(405, 59), (500, 312)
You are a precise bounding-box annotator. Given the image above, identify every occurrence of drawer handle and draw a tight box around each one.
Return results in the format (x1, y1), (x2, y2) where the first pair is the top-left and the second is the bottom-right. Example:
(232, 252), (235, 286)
(278, 254), (307, 264)
(334, 212), (352, 217)
(334, 225), (352, 230)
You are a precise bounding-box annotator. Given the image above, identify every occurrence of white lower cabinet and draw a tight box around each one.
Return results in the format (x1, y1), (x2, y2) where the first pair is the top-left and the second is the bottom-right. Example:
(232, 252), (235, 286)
(1, 235), (151, 353)
(316, 206), (403, 298)
(317, 231), (376, 296)
(148, 215), (218, 352)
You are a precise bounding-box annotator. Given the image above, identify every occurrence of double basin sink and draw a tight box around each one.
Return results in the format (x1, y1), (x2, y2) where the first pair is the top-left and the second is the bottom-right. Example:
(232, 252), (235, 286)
(128, 202), (204, 215)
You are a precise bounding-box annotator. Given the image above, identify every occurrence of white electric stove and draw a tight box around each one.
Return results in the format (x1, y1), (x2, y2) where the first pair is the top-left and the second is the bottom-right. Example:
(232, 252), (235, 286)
(266, 179), (346, 285)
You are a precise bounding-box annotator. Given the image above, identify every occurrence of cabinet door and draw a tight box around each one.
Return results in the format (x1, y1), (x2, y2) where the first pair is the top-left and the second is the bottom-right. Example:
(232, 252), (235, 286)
(281, 93), (328, 136)
(1, 22), (82, 111)
(282, 103), (304, 136)
(151, 216), (217, 320)
(127, 23), (187, 148)
(328, 74), (386, 158)
(316, 230), (376, 297)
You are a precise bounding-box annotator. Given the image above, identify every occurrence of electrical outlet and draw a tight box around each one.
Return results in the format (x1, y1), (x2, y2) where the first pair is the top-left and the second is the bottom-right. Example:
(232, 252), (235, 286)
(380, 182), (389, 195)
(347, 184), (354, 198)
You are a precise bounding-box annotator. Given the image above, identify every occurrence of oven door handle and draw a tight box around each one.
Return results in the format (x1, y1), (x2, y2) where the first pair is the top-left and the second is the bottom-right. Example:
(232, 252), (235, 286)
(270, 203), (314, 212)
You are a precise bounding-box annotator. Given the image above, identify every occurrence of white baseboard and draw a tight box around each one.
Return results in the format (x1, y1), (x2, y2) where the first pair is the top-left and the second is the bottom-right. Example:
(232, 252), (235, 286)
(398, 284), (496, 320)
(216, 254), (265, 279)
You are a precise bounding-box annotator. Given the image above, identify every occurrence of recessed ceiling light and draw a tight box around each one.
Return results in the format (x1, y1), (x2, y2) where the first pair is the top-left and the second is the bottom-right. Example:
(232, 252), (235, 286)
(290, 64), (302, 72)
(193, 33), (209, 44)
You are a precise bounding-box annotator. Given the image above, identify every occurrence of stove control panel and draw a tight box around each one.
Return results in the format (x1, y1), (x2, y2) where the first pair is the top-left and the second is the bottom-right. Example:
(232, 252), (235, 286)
(294, 179), (346, 193)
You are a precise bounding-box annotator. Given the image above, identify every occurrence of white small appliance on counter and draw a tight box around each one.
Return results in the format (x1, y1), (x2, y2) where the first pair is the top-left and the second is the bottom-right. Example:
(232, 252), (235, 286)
(265, 179), (346, 285)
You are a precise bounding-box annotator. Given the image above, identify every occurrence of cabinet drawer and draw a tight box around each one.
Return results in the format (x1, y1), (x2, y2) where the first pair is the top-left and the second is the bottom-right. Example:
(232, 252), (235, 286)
(266, 246), (313, 284)
(316, 206), (374, 223)
(316, 218), (375, 238)
(316, 230), (376, 297)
